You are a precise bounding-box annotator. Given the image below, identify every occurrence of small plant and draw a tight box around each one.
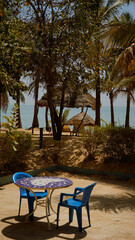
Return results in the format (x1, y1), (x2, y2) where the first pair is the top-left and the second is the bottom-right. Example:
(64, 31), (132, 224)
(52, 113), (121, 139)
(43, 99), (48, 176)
(2, 103), (19, 151)
(56, 109), (70, 125)
(84, 126), (104, 160)
(0, 104), (33, 174)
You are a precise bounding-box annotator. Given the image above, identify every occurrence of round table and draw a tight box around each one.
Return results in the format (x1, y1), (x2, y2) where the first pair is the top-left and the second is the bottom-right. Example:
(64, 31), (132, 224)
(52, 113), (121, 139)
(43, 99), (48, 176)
(15, 176), (73, 229)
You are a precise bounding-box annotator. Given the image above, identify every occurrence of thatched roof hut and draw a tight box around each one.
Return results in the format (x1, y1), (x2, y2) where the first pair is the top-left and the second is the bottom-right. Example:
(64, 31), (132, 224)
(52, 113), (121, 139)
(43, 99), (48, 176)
(37, 89), (96, 110)
(64, 112), (95, 126)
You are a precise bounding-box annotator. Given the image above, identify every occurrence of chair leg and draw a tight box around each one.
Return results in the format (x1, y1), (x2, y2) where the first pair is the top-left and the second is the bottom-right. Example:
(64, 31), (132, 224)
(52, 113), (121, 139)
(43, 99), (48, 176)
(56, 204), (60, 228)
(69, 208), (74, 222)
(18, 196), (22, 216)
(27, 198), (34, 221)
(76, 208), (82, 232)
(86, 203), (91, 227)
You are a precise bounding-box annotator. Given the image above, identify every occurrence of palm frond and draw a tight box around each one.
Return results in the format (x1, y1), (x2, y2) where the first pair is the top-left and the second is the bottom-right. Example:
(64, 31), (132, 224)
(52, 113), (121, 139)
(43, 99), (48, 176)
(101, 0), (124, 21)
(61, 109), (70, 123)
(101, 16), (135, 49)
(116, 76), (135, 88)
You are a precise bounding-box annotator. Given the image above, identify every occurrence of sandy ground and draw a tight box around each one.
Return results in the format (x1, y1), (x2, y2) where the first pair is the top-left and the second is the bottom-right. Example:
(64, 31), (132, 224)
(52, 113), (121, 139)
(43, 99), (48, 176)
(0, 171), (135, 240)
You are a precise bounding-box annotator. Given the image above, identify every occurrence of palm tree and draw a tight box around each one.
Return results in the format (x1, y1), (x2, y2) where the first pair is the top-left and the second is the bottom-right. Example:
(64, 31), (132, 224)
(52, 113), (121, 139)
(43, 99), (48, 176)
(84, 0), (125, 126)
(112, 44), (135, 127)
(100, 10), (135, 127)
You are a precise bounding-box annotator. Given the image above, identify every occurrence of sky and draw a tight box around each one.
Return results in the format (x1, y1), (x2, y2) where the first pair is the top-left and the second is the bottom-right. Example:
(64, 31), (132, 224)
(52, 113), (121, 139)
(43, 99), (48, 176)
(122, 2), (135, 19)
(9, 1), (135, 107)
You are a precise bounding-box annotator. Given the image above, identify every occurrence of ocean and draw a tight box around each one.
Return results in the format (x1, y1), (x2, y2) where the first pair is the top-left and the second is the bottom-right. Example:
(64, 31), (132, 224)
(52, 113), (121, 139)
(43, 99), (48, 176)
(1, 105), (135, 129)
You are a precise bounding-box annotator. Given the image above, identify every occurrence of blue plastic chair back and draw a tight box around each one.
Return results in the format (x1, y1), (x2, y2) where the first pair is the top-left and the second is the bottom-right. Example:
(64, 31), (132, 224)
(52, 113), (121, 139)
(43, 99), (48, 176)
(57, 182), (97, 232)
(13, 172), (32, 194)
(82, 182), (97, 205)
(13, 172), (49, 219)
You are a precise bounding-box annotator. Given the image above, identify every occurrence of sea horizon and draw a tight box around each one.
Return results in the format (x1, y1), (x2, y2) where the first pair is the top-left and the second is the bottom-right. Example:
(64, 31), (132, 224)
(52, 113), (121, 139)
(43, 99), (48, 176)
(1, 104), (135, 130)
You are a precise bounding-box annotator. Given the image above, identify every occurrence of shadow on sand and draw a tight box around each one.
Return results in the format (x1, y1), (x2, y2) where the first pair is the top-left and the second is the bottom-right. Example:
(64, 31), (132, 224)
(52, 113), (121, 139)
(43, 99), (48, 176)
(90, 193), (135, 213)
(1, 216), (87, 240)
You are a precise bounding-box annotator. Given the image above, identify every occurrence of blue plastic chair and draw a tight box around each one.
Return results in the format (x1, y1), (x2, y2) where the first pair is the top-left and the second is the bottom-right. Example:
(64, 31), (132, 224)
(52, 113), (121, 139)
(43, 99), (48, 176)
(13, 172), (49, 220)
(56, 182), (97, 232)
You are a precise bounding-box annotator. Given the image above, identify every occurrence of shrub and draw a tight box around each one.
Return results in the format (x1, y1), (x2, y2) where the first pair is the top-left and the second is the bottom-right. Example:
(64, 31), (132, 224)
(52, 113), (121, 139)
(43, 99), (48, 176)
(0, 131), (33, 174)
(102, 127), (135, 163)
(84, 126), (135, 164)
(0, 103), (33, 174)
(84, 126), (105, 160)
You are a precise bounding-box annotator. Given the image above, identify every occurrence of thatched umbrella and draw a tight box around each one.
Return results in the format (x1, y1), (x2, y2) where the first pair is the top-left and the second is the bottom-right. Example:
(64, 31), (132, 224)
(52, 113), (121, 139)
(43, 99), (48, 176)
(64, 112), (95, 126)
(37, 89), (96, 110)
(37, 88), (97, 132)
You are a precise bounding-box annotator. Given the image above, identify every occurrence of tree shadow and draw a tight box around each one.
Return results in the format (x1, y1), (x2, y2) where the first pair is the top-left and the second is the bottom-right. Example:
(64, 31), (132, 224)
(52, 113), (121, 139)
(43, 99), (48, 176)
(45, 170), (135, 192)
(1, 216), (87, 240)
(90, 193), (135, 213)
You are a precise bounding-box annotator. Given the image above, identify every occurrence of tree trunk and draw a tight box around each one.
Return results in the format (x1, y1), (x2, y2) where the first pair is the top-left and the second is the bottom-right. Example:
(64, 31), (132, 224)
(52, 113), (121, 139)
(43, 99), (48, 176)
(0, 94), (1, 130)
(16, 89), (22, 128)
(95, 43), (100, 126)
(109, 92), (114, 126)
(45, 106), (50, 131)
(95, 75), (100, 126)
(32, 77), (39, 128)
(32, 104), (39, 128)
(125, 92), (130, 128)
(47, 85), (62, 141)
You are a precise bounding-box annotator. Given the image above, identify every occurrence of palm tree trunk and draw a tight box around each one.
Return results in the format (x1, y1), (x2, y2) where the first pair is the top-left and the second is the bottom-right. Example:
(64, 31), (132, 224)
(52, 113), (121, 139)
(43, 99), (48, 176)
(45, 105), (50, 131)
(95, 75), (101, 126)
(125, 92), (130, 128)
(0, 94), (1, 130)
(32, 78), (39, 128)
(109, 92), (114, 126)
(95, 43), (100, 126)
(16, 88), (22, 128)
(32, 104), (39, 128)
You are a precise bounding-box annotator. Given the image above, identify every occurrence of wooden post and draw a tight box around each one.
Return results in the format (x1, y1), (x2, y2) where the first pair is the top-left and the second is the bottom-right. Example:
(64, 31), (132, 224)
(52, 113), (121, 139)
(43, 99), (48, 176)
(39, 128), (43, 149)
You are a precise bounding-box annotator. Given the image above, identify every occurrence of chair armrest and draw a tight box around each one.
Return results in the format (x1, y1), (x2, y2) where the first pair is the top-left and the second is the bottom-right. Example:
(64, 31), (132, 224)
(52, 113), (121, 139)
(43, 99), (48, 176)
(74, 187), (83, 194)
(60, 191), (82, 203)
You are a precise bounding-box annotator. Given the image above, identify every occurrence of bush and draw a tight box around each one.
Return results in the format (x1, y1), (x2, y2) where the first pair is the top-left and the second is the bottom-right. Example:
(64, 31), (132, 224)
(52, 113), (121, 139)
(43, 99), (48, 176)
(102, 127), (135, 163)
(84, 126), (135, 164)
(0, 131), (33, 174)
(84, 126), (105, 160)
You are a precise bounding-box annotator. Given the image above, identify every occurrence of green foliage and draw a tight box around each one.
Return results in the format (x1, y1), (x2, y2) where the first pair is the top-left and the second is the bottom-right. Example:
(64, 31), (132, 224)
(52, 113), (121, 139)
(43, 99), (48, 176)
(84, 126), (105, 160)
(56, 109), (70, 124)
(0, 103), (32, 174)
(85, 126), (135, 163)
(0, 131), (32, 174)
(0, 0), (28, 100)
(102, 127), (135, 163)
(2, 103), (19, 151)
(61, 109), (70, 124)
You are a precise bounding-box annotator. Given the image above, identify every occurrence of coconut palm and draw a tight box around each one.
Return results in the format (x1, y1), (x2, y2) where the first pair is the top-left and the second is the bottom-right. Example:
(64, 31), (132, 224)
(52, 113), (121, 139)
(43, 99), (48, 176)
(84, 0), (125, 126)
(101, 12), (135, 50)
(100, 10), (135, 127)
(112, 43), (135, 127)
